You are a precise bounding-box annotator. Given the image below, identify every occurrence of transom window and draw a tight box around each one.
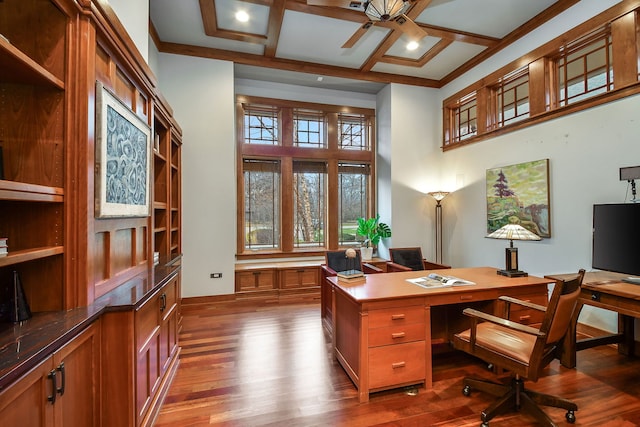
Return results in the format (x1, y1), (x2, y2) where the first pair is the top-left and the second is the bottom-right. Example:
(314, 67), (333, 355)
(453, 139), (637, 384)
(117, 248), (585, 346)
(237, 96), (376, 257)
(556, 27), (613, 107)
(294, 109), (325, 148)
(452, 93), (477, 144)
(244, 105), (279, 145)
(339, 113), (370, 150)
(492, 68), (530, 129)
(442, 8), (639, 150)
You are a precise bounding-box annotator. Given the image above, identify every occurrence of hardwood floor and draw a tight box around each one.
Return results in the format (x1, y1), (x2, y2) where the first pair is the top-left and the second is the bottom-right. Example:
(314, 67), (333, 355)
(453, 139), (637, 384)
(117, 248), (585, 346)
(155, 295), (640, 426)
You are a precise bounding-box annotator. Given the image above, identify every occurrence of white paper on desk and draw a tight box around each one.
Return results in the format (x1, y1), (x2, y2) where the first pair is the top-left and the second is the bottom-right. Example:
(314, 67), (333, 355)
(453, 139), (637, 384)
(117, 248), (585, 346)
(407, 274), (475, 289)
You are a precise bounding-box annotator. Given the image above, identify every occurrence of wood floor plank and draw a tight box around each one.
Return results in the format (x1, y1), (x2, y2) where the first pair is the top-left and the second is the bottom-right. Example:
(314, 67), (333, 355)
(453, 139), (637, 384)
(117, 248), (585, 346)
(155, 298), (640, 426)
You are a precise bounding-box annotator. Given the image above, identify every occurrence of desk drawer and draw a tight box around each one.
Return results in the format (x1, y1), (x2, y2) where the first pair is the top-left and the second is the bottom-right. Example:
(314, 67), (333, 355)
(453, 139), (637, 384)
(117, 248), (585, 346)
(369, 322), (425, 347)
(368, 305), (424, 329)
(427, 289), (499, 306)
(502, 293), (548, 325)
(369, 341), (425, 389)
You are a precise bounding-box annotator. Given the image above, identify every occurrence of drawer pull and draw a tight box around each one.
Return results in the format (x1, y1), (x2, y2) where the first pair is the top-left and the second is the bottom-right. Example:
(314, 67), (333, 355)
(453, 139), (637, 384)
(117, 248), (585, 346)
(391, 314), (406, 320)
(391, 362), (406, 369)
(518, 315), (531, 322)
(391, 332), (406, 339)
(459, 295), (473, 301)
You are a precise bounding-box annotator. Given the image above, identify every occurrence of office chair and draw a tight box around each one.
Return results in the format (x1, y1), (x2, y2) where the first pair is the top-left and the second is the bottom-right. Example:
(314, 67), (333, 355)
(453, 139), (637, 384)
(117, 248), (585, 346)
(453, 269), (585, 427)
(387, 247), (450, 272)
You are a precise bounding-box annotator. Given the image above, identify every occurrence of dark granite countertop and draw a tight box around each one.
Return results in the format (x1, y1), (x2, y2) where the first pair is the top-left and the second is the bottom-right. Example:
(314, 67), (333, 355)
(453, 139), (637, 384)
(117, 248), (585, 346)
(0, 256), (181, 391)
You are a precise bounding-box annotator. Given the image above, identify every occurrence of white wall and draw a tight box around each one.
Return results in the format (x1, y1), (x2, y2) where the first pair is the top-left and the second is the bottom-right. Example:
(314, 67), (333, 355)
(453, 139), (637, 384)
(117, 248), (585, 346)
(380, 84), (443, 261)
(106, 0), (149, 63)
(429, 0), (636, 333)
(156, 54), (236, 297)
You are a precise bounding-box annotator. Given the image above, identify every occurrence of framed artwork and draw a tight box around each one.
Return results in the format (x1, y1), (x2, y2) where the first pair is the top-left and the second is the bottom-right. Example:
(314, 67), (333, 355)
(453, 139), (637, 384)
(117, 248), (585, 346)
(95, 81), (151, 218)
(486, 158), (550, 238)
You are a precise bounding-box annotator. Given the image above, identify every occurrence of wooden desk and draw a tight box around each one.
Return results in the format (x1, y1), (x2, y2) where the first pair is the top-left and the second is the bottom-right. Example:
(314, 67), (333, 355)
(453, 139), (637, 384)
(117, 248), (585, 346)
(548, 271), (640, 369)
(328, 267), (550, 403)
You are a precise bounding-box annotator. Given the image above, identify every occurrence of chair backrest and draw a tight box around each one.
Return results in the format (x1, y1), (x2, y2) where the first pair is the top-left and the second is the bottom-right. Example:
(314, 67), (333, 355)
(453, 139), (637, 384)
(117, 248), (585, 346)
(541, 269), (585, 344)
(325, 249), (362, 272)
(532, 269), (585, 371)
(389, 247), (424, 271)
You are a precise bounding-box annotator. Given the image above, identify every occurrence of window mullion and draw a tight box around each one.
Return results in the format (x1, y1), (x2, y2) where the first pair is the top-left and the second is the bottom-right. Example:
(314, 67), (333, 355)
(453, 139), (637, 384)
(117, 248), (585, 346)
(281, 157), (294, 252)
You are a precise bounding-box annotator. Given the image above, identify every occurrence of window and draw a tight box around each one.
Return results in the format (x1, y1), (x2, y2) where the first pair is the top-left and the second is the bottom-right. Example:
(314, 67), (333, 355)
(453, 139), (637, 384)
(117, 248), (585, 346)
(294, 109), (325, 148)
(451, 93), (477, 143)
(556, 27), (613, 107)
(243, 159), (280, 250)
(339, 113), (370, 150)
(338, 163), (370, 246)
(293, 161), (326, 248)
(443, 6), (640, 150)
(237, 96), (376, 257)
(244, 105), (279, 145)
(492, 68), (530, 129)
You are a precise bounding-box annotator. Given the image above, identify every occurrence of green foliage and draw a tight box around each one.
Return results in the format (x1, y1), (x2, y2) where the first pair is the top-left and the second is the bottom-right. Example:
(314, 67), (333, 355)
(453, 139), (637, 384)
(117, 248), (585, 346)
(356, 215), (392, 248)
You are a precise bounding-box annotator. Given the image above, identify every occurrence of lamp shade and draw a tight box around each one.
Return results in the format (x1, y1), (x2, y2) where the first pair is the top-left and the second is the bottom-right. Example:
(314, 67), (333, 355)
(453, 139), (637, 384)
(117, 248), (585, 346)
(486, 224), (541, 241)
(364, 0), (410, 22)
(428, 191), (450, 202)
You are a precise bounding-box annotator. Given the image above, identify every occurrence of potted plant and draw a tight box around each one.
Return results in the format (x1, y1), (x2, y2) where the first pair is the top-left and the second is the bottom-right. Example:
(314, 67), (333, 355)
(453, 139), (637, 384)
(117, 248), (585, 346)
(356, 215), (392, 260)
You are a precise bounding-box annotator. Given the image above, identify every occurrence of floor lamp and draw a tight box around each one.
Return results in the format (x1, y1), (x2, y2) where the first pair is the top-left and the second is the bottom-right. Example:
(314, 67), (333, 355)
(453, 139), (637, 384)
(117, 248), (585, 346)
(428, 191), (449, 263)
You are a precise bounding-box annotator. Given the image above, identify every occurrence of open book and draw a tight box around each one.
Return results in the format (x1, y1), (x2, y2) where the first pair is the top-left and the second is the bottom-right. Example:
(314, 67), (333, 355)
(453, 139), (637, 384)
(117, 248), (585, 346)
(407, 273), (475, 289)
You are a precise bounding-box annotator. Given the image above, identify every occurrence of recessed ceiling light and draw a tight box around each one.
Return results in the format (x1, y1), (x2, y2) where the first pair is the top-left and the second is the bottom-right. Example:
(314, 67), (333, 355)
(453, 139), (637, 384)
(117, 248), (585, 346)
(236, 11), (249, 22)
(406, 41), (419, 51)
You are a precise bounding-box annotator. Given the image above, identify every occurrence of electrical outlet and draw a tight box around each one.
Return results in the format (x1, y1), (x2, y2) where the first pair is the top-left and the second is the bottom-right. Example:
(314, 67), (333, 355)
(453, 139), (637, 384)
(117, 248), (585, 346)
(210, 273), (222, 278)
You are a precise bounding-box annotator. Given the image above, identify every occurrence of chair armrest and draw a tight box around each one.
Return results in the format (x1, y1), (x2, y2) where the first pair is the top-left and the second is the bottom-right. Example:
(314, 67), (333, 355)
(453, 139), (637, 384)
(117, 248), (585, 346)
(462, 308), (545, 338)
(320, 264), (338, 277)
(422, 260), (451, 270)
(362, 263), (383, 274)
(386, 262), (412, 272)
(498, 295), (547, 312)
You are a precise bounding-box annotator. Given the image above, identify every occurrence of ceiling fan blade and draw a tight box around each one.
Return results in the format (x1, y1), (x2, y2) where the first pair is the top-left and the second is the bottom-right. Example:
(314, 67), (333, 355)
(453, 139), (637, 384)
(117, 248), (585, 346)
(390, 15), (428, 41)
(306, 0), (364, 8)
(342, 21), (374, 48)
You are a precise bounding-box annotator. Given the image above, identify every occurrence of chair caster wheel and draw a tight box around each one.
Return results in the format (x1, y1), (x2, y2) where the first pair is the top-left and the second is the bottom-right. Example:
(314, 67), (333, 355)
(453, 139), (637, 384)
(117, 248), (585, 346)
(462, 385), (471, 396)
(481, 422), (489, 427)
(566, 410), (576, 423)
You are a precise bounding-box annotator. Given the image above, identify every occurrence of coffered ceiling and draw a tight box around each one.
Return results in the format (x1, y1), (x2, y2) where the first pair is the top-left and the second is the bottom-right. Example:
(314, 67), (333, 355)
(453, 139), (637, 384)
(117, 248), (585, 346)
(149, 0), (578, 93)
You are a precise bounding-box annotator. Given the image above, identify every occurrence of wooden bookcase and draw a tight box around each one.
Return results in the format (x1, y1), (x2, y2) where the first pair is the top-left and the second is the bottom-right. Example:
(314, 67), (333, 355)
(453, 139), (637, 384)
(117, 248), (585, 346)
(0, 0), (69, 312)
(152, 99), (182, 262)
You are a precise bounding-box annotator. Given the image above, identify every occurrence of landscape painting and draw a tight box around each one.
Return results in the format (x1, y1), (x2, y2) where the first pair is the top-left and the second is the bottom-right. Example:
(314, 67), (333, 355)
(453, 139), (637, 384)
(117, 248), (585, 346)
(486, 159), (550, 238)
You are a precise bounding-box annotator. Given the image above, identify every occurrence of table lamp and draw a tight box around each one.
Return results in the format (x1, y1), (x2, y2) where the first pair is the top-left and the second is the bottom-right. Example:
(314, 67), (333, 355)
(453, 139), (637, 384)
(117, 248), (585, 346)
(486, 223), (541, 277)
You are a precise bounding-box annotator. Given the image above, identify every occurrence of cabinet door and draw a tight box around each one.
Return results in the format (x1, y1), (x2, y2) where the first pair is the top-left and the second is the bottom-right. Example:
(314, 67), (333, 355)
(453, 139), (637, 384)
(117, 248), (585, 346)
(235, 269), (276, 292)
(159, 276), (179, 372)
(0, 357), (54, 427)
(280, 267), (319, 289)
(136, 291), (162, 424)
(53, 322), (101, 427)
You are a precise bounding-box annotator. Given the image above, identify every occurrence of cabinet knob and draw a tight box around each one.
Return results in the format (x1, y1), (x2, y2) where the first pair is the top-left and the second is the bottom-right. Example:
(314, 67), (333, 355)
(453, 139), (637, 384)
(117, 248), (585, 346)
(56, 362), (66, 396)
(47, 369), (57, 404)
(160, 293), (167, 312)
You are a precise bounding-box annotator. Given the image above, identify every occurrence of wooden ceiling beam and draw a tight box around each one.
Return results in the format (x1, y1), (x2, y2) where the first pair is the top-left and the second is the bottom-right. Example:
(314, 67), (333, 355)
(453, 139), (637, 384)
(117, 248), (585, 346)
(199, 0), (218, 35)
(159, 41), (441, 87)
(265, 0), (288, 57)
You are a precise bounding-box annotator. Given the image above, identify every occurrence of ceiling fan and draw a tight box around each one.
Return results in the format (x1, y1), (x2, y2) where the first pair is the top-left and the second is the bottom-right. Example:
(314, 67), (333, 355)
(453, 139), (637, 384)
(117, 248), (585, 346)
(307, 0), (428, 48)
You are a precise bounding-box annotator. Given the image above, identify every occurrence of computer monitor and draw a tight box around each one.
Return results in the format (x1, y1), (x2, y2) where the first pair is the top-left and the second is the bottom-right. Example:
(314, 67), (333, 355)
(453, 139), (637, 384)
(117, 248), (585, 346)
(592, 203), (640, 278)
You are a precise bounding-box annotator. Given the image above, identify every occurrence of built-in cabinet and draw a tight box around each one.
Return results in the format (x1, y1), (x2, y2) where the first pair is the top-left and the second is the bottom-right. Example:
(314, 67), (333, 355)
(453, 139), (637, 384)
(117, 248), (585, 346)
(153, 99), (182, 262)
(0, 0), (69, 312)
(101, 271), (180, 427)
(235, 261), (321, 294)
(0, 322), (101, 426)
(0, 1), (183, 427)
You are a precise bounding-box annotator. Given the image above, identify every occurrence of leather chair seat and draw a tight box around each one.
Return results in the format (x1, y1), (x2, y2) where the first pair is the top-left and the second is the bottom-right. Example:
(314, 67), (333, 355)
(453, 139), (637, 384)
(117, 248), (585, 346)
(456, 323), (536, 365)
